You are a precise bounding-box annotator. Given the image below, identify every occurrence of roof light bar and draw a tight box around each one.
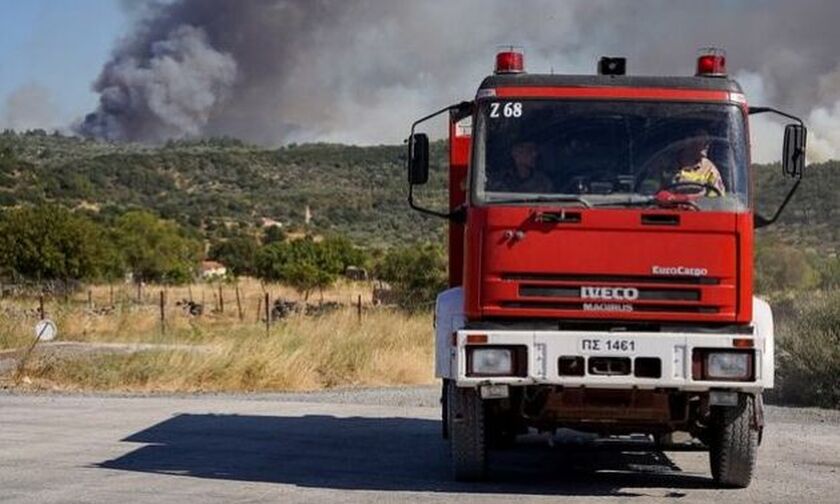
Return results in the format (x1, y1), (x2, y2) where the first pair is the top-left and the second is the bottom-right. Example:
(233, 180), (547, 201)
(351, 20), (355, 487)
(697, 47), (727, 77)
(495, 46), (525, 74)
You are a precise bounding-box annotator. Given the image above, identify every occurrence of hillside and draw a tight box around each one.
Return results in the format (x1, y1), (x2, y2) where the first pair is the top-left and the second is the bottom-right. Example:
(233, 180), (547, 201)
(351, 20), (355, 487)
(754, 162), (840, 252)
(0, 130), (837, 250)
(0, 131), (449, 247)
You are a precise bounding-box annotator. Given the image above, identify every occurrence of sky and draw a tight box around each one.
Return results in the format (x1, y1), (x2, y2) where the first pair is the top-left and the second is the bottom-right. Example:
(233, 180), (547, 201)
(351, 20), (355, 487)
(1, 0), (839, 164)
(0, 0), (128, 129)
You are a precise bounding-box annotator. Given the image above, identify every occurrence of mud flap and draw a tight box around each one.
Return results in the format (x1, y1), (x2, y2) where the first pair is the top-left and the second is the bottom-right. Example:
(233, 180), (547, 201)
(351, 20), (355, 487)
(751, 393), (765, 445)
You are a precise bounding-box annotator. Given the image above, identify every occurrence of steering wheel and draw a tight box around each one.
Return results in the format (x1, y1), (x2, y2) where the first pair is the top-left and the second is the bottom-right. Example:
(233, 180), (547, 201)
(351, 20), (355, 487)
(661, 181), (722, 197)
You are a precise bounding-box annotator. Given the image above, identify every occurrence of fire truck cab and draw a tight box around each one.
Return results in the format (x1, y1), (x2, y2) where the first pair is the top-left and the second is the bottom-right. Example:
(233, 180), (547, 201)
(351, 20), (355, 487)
(407, 48), (807, 488)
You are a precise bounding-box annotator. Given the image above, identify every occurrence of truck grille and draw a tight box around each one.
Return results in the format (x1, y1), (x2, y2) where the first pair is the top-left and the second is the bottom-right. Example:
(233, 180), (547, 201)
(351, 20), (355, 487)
(519, 285), (700, 301)
(488, 272), (728, 318)
(501, 301), (718, 314)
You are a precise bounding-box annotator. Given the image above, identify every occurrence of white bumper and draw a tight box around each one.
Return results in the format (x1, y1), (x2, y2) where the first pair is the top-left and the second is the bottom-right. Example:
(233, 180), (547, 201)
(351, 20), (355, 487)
(435, 288), (774, 393)
(448, 329), (768, 392)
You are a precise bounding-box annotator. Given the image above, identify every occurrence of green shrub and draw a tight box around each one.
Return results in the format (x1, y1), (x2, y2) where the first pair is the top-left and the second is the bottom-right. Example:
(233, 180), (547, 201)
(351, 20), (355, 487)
(755, 241), (820, 293)
(209, 236), (259, 277)
(374, 244), (447, 311)
(0, 205), (120, 282)
(254, 236), (366, 299)
(114, 210), (202, 284)
(774, 291), (840, 408)
(814, 256), (840, 290)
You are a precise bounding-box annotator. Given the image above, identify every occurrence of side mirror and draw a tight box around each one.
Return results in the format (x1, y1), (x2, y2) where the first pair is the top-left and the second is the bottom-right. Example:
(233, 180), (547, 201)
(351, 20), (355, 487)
(782, 124), (806, 178)
(408, 133), (429, 185)
(748, 107), (807, 228)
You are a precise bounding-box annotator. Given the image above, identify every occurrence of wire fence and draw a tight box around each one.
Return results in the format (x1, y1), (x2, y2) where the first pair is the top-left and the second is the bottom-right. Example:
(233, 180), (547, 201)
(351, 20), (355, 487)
(0, 278), (428, 340)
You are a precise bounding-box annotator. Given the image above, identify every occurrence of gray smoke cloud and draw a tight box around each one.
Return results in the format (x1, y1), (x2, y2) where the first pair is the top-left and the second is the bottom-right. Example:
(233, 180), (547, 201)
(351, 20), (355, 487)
(77, 0), (840, 161)
(2, 83), (60, 131)
(80, 24), (237, 142)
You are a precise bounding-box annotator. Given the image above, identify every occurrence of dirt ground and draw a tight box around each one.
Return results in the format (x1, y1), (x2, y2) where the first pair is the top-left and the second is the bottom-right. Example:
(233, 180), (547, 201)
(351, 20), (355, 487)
(1, 386), (838, 503)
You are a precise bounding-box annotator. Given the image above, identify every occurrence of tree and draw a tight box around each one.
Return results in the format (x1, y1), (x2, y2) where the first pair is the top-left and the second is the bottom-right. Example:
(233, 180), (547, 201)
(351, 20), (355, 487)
(254, 241), (290, 283)
(209, 236), (258, 277)
(280, 261), (329, 301)
(0, 205), (119, 282)
(320, 235), (369, 272)
(262, 225), (286, 245)
(287, 238), (340, 299)
(374, 244), (447, 311)
(254, 236), (347, 300)
(113, 211), (201, 284)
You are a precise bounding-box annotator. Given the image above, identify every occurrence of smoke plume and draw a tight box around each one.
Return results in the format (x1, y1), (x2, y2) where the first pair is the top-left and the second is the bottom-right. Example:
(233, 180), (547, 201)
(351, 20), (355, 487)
(77, 0), (840, 161)
(80, 24), (236, 142)
(2, 84), (60, 131)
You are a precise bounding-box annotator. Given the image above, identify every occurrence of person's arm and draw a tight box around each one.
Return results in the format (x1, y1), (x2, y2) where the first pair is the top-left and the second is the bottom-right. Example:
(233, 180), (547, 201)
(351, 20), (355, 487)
(705, 159), (726, 194)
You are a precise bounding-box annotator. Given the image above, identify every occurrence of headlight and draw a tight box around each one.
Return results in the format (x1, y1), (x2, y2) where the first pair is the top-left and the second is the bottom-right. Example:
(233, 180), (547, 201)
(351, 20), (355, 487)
(468, 348), (513, 376)
(706, 352), (750, 380)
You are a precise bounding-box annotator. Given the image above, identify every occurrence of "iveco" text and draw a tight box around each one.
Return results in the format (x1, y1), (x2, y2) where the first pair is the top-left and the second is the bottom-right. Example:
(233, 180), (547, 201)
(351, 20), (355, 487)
(580, 286), (640, 301)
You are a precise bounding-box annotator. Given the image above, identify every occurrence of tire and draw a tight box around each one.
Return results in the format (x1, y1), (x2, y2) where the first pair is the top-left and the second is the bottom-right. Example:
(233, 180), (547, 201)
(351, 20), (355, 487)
(448, 383), (487, 481)
(708, 394), (758, 488)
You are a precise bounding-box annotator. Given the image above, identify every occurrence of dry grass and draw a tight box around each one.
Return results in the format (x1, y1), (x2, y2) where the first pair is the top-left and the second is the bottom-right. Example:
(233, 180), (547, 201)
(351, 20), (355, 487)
(1, 279), (435, 392)
(1, 277), (374, 347)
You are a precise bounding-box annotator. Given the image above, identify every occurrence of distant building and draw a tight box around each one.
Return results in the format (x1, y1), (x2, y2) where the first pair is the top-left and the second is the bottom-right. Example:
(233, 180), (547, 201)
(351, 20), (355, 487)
(260, 217), (284, 228)
(200, 260), (227, 280)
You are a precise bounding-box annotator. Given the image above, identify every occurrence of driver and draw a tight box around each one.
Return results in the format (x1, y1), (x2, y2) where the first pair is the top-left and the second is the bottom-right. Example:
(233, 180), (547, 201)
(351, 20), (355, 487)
(490, 141), (553, 193)
(672, 130), (725, 195)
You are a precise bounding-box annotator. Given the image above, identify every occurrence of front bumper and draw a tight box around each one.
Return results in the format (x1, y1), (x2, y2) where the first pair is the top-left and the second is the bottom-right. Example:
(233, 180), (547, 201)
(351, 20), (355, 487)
(449, 329), (769, 392)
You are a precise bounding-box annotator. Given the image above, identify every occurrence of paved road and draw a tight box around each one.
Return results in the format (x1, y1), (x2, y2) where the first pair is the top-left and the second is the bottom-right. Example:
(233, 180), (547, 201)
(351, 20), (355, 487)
(1, 387), (838, 503)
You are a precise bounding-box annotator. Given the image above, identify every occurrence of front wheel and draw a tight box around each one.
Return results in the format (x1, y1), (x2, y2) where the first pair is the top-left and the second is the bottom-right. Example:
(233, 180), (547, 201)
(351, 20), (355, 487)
(708, 394), (759, 488)
(447, 383), (487, 481)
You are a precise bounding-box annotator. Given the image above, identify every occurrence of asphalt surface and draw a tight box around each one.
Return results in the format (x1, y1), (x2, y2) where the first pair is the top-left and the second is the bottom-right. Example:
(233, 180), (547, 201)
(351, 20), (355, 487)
(1, 387), (838, 503)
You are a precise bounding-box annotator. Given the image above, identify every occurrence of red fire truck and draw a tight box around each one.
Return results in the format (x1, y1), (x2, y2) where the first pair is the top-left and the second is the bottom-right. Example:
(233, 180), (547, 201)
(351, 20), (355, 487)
(406, 48), (807, 488)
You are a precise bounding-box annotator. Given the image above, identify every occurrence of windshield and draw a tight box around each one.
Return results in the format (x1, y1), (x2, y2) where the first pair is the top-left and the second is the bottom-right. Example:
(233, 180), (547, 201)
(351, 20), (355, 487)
(472, 100), (748, 211)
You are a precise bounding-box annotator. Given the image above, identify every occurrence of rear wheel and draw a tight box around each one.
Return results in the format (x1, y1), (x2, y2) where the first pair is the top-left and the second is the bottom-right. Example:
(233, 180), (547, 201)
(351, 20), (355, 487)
(447, 383), (487, 481)
(708, 394), (758, 488)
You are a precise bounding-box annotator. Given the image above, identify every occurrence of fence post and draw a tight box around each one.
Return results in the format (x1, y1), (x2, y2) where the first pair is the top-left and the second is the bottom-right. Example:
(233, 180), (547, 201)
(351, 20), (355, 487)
(159, 290), (166, 334)
(357, 294), (362, 322)
(218, 284), (224, 314)
(235, 284), (243, 321)
(38, 294), (45, 320)
(265, 292), (270, 335)
(88, 289), (93, 310)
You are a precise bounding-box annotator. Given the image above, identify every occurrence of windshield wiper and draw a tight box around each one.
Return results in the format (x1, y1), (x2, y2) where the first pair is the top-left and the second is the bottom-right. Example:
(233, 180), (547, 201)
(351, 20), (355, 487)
(487, 195), (592, 208)
(591, 196), (655, 208)
(592, 195), (700, 211)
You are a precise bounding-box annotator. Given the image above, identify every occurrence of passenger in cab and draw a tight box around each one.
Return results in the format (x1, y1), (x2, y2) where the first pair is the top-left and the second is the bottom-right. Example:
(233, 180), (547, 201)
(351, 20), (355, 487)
(488, 141), (553, 193)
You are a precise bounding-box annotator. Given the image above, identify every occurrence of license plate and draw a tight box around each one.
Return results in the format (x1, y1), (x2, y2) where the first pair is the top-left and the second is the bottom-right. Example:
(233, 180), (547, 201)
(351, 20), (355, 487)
(579, 337), (636, 354)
